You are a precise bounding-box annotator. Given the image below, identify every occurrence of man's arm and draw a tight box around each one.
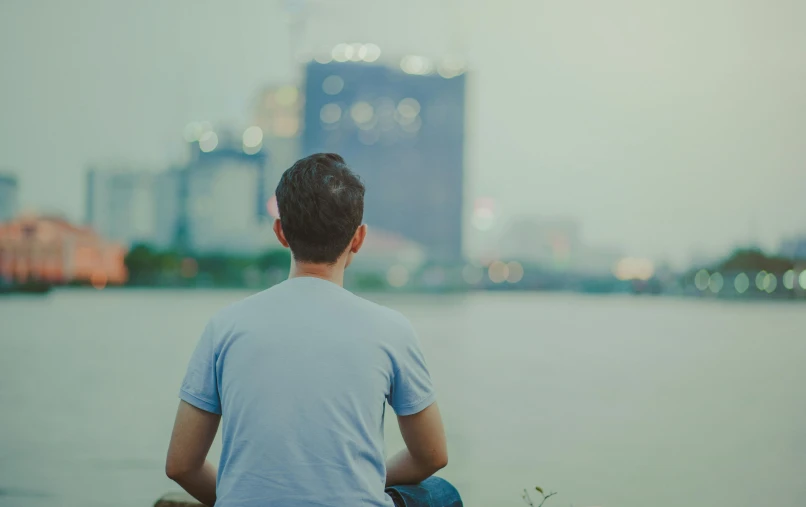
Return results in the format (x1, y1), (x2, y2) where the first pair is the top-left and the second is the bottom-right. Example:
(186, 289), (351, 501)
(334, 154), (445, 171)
(166, 400), (221, 506)
(386, 402), (448, 487)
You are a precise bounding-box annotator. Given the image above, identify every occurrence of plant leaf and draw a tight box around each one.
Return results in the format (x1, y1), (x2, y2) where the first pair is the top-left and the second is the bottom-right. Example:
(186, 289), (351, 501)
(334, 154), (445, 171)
(535, 486), (544, 494)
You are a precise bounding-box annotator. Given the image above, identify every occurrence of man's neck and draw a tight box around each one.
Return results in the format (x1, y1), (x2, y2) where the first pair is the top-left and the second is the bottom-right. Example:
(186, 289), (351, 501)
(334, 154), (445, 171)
(289, 261), (345, 287)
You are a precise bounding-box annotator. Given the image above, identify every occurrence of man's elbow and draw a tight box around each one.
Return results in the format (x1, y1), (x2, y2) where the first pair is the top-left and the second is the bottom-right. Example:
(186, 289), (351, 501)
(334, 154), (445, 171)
(165, 459), (193, 482)
(423, 450), (448, 473)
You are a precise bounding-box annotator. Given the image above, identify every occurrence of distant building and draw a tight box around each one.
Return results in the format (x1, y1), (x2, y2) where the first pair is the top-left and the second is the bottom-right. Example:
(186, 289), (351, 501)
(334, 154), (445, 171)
(781, 236), (806, 261)
(86, 167), (164, 248)
(0, 173), (19, 222)
(494, 216), (622, 276)
(576, 245), (629, 277)
(0, 216), (127, 287)
(495, 217), (580, 268)
(86, 134), (273, 255)
(253, 84), (303, 189)
(86, 166), (184, 250)
(180, 141), (272, 255)
(302, 60), (466, 261)
(152, 168), (183, 249)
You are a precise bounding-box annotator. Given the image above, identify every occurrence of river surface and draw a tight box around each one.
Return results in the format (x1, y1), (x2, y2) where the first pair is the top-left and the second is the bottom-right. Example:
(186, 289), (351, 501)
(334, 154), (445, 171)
(1, 289), (805, 507)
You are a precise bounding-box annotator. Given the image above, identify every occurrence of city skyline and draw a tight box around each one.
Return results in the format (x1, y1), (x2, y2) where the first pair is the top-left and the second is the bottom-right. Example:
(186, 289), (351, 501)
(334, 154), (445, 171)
(1, 1), (805, 266)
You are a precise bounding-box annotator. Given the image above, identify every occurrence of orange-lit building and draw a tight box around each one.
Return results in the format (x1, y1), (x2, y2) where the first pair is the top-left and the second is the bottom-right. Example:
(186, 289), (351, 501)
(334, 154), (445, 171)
(0, 216), (127, 287)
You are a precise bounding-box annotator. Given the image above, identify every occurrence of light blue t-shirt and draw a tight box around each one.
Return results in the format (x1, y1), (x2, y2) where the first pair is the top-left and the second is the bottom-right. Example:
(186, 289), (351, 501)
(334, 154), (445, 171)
(179, 277), (436, 507)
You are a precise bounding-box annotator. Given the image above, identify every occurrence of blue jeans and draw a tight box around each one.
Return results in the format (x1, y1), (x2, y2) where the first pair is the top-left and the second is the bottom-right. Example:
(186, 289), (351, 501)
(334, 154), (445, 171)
(385, 477), (462, 507)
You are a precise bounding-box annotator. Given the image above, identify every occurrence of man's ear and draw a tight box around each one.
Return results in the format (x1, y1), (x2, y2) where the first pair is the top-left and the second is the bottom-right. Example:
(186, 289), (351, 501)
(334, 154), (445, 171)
(273, 219), (290, 248)
(351, 224), (367, 254)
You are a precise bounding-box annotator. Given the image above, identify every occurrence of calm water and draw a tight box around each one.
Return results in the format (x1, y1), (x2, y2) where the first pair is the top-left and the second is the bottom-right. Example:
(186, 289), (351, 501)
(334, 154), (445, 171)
(1, 290), (805, 507)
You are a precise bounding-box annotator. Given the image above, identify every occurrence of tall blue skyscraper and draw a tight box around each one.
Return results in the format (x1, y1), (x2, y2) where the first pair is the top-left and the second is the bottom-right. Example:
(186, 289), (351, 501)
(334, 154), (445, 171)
(302, 61), (466, 261)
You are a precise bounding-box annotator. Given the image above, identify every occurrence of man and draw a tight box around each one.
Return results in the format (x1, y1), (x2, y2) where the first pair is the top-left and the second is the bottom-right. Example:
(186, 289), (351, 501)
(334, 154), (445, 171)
(166, 153), (461, 507)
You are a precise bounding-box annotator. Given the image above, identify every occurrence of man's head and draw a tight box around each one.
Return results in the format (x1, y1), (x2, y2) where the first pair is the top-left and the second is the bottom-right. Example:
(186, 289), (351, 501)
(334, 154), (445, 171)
(273, 153), (366, 266)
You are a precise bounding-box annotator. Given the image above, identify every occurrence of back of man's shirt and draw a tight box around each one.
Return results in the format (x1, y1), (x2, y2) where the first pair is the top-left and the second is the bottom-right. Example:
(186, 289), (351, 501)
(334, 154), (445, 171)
(179, 277), (436, 507)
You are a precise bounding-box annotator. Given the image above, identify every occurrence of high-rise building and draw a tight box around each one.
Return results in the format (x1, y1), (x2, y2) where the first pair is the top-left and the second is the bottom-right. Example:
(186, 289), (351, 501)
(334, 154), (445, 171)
(180, 141), (272, 255)
(85, 167), (162, 247)
(302, 60), (466, 261)
(253, 84), (303, 189)
(0, 173), (19, 222)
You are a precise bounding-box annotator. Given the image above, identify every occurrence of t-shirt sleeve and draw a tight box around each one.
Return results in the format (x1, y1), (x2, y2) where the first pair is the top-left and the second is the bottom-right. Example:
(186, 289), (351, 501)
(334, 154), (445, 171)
(178, 319), (222, 415)
(387, 322), (436, 416)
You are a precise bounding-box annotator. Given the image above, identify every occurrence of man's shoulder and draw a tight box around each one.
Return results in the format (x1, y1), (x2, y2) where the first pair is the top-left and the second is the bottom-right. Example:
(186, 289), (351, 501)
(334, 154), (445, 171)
(206, 288), (275, 328)
(348, 294), (415, 335)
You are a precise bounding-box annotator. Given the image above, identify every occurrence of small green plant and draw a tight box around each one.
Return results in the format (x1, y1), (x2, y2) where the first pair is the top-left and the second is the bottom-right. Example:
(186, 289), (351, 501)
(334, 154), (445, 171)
(522, 486), (557, 507)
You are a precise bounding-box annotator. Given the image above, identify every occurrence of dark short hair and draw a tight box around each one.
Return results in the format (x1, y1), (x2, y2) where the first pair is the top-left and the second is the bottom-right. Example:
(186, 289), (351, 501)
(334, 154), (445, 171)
(275, 153), (365, 264)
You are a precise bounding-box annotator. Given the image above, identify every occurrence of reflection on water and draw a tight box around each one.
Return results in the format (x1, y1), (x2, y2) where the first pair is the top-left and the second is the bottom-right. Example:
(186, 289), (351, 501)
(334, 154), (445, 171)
(1, 290), (805, 507)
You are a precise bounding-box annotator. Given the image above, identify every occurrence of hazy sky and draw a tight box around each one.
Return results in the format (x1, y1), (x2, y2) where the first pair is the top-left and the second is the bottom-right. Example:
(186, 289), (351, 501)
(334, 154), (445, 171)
(1, 0), (804, 265)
